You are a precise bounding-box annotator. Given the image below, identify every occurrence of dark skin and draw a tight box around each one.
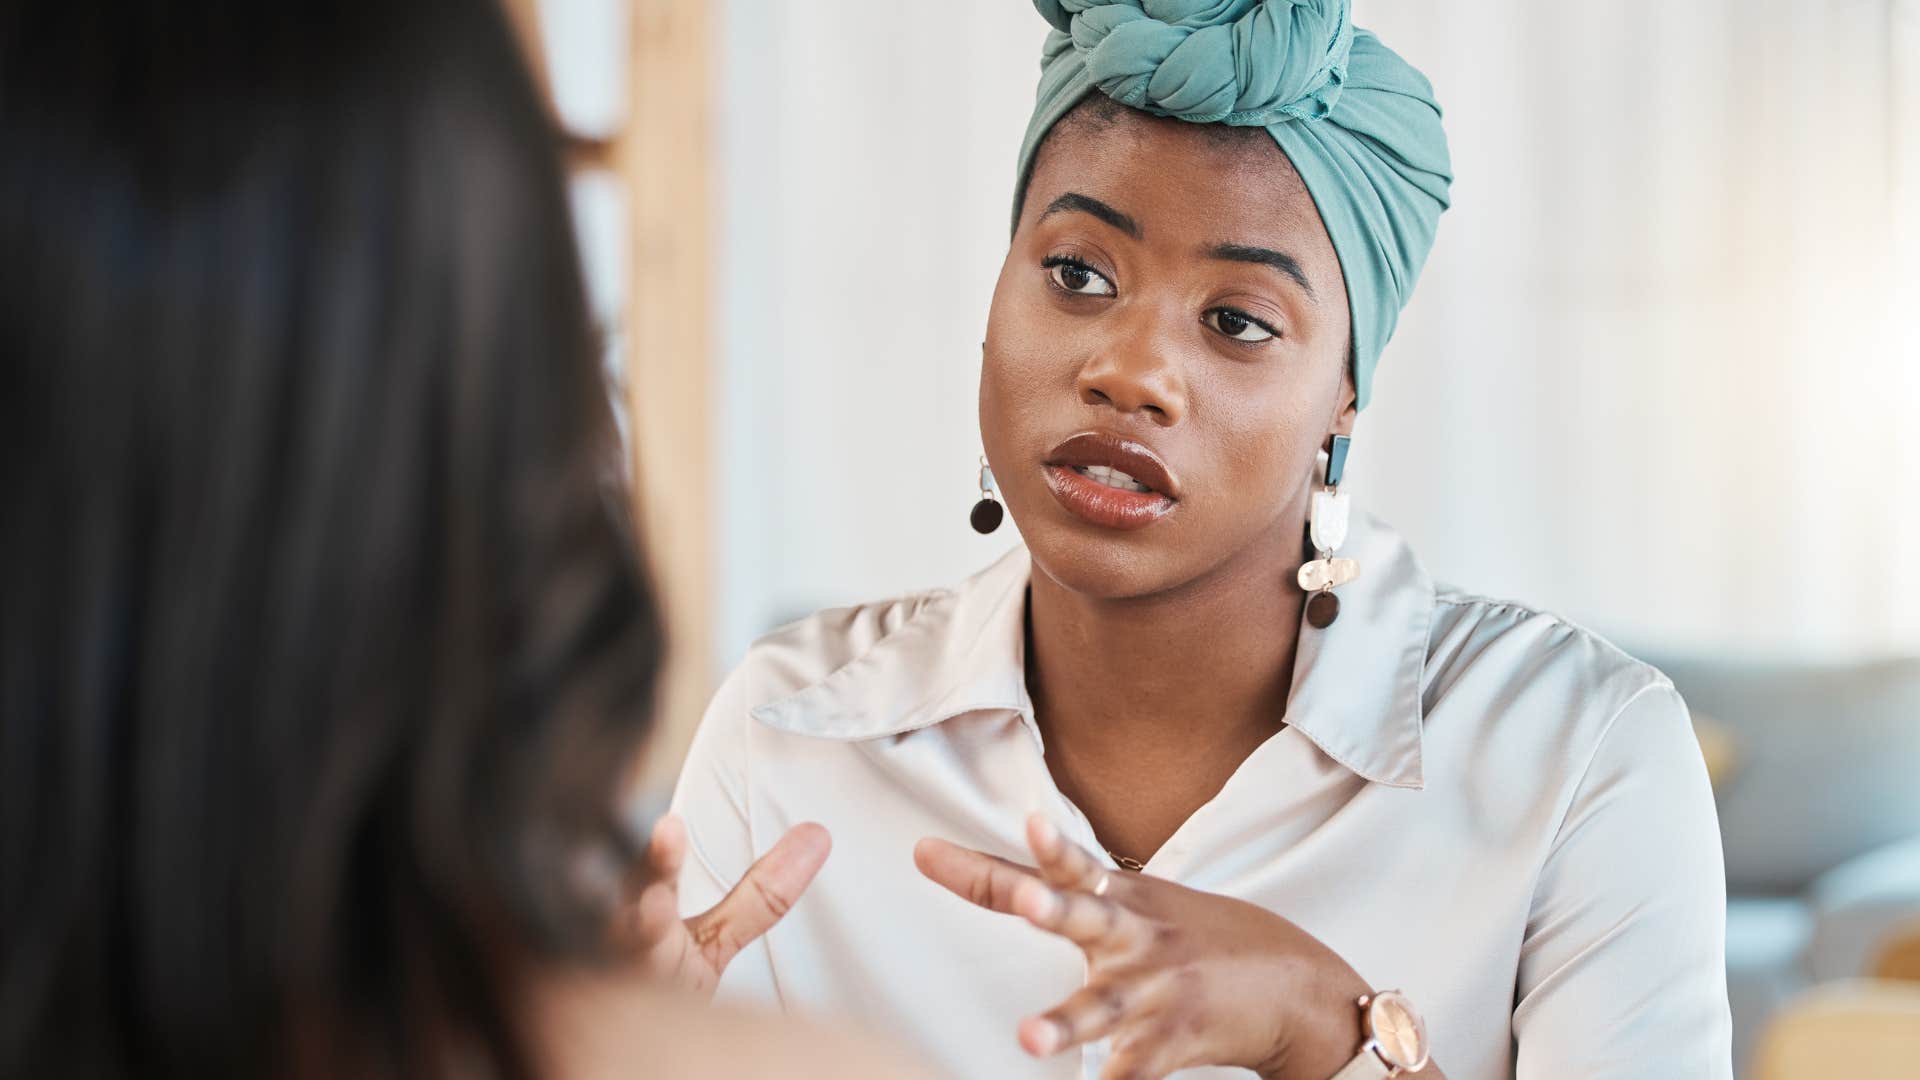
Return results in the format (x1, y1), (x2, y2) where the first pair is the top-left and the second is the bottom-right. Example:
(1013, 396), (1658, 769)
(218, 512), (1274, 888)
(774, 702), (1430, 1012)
(911, 106), (1447, 1079)
(985, 108), (1349, 869)
(630, 104), (1444, 1079)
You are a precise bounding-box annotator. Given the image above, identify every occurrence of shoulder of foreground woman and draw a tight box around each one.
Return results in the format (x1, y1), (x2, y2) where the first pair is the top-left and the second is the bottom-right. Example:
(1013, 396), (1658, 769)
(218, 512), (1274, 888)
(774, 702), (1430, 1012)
(535, 969), (940, 1079)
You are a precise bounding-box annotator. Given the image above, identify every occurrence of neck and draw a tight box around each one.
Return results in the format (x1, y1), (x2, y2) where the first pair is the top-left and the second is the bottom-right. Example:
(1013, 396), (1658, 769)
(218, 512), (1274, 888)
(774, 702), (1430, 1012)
(1024, 511), (1310, 772)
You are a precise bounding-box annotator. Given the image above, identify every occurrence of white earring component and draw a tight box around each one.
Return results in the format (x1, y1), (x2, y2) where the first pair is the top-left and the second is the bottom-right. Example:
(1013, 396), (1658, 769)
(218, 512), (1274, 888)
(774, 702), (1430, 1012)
(1298, 434), (1357, 628)
(1309, 488), (1350, 552)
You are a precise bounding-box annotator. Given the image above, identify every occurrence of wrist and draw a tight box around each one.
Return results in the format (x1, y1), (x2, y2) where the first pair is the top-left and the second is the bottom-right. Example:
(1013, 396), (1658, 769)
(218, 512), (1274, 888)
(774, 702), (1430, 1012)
(1255, 957), (1370, 1080)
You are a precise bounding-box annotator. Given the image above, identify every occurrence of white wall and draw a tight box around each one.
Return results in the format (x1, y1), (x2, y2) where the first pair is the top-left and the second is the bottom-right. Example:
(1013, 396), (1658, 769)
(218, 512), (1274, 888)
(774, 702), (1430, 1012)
(1354, 0), (1920, 662)
(713, 2), (1041, 664)
(713, 0), (1920, 674)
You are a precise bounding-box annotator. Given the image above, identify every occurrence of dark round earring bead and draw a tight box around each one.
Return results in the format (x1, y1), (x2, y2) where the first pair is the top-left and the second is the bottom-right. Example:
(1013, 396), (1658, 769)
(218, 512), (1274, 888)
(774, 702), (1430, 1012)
(1306, 590), (1341, 629)
(970, 498), (1004, 535)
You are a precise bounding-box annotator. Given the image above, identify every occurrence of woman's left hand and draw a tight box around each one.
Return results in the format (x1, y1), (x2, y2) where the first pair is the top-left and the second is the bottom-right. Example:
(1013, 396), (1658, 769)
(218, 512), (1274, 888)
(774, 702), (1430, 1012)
(913, 813), (1382, 1080)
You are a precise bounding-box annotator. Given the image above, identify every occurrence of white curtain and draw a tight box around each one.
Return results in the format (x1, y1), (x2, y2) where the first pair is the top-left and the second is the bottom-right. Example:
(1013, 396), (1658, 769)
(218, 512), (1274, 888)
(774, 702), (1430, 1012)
(1352, 0), (1920, 659)
(714, 0), (1920, 671)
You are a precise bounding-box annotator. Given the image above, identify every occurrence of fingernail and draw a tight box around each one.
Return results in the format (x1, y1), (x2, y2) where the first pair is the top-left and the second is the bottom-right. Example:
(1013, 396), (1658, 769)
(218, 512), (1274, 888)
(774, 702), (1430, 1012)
(1031, 1020), (1062, 1055)
(1032, 817), (1059, 849)
(1018, 879), (1059, 921)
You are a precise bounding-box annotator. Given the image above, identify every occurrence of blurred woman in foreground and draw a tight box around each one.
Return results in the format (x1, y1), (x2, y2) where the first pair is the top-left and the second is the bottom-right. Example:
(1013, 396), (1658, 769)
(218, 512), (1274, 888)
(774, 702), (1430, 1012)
(0, 2), (911, 1075)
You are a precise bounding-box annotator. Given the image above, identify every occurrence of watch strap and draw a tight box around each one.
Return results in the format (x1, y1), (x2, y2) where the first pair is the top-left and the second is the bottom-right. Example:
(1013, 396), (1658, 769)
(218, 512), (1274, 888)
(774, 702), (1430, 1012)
(1328, 1046), (1393, 1080)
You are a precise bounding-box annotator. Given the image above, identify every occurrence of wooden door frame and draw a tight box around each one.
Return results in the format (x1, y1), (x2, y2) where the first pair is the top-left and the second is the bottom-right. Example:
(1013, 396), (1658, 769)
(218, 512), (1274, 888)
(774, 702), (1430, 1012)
(508, 0), (713, 792)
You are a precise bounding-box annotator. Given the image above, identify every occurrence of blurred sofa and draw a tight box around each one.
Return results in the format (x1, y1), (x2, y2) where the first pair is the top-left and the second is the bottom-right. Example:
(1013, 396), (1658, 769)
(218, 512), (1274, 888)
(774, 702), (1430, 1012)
(1640, 653), (1920, 1078)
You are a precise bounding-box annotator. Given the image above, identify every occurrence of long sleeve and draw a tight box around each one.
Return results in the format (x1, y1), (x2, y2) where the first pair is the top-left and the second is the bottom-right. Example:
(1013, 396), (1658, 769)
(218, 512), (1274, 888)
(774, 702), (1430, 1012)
(667, 684), (779, 1006)
(1512, 683), (1733, 1078)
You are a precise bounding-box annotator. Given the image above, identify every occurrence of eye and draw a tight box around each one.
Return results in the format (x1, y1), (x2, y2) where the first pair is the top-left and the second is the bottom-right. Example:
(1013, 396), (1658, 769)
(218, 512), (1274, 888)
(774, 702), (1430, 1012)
(1042, 255), (1116, 297)
(1204, 307), (1279, 343)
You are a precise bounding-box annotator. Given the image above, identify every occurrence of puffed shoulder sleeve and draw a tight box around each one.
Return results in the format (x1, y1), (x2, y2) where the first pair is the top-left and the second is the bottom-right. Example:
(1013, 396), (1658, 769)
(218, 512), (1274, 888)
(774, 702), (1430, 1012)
(1512, 683), (1734, 1079)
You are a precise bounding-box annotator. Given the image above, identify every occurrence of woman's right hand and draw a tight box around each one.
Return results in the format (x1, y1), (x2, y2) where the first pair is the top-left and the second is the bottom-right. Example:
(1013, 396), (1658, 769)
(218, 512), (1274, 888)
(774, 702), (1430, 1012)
(628, 814), (831, 998)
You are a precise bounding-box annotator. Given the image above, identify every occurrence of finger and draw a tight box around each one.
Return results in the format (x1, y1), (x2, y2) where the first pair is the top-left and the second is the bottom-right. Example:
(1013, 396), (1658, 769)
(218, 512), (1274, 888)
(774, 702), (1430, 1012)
(624, 815), (687, 946)
(1010, 875), (1142, 953)
(690, 822), (832, 964)
(1100, 1027), (1185, 1080)
(632, 873), (710, 991)
(632, 876), (684, 947)
(645, 813), (689, 890)
(914, 836), (1045, 917)
(1026, 813), (1114, 893)
(1020, 974), (1168, 1057)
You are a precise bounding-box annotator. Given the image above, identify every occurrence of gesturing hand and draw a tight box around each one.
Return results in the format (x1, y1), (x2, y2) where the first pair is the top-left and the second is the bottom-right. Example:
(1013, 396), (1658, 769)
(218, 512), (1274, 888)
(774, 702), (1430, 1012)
(914, 814), (1387, 1080)
(629, 814), (831, 998)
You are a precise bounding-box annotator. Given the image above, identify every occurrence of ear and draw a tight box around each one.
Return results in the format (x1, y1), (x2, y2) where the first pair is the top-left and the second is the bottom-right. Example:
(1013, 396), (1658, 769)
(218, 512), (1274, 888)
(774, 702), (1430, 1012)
(1328, 358), (1358, 440)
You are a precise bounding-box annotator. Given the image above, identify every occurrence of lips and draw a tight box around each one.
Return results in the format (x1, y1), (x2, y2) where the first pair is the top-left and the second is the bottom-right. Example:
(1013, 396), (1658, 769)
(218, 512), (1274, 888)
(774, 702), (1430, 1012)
(1042, 432), (1179, 531)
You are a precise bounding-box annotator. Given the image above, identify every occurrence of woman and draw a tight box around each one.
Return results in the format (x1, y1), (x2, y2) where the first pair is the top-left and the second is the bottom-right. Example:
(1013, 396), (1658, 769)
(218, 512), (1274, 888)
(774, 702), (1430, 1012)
(660, 2), (1732, 1078)
(0, 2), (915, 1076)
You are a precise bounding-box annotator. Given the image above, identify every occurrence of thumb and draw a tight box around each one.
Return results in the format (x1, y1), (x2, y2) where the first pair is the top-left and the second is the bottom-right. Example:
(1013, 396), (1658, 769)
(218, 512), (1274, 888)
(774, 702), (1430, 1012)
(688, 822), (832, 972)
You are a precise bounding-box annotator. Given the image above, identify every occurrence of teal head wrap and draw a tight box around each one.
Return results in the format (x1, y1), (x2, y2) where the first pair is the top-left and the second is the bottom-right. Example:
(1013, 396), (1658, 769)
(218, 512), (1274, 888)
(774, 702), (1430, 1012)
(1015, 0), (1452, 410)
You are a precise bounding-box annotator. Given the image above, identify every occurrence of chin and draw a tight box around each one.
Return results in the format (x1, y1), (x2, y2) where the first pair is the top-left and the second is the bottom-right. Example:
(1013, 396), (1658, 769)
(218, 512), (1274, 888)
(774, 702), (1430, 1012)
(1014, 511), (1196, 601)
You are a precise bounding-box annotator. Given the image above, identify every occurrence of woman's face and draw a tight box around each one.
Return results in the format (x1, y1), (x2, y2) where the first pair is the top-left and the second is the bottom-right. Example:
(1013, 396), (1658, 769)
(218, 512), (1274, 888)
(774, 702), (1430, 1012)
(982, 105), (1354, 600)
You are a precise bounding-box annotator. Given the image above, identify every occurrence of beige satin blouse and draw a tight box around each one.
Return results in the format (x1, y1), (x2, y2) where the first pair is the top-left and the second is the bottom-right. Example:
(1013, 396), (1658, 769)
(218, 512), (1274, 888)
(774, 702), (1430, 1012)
(670, 511), (1733, 1079)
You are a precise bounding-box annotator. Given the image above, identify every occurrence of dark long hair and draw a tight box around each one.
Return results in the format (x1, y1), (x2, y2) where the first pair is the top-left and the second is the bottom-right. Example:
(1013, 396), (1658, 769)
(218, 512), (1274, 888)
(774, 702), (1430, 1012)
(0, 2), (662, 1075)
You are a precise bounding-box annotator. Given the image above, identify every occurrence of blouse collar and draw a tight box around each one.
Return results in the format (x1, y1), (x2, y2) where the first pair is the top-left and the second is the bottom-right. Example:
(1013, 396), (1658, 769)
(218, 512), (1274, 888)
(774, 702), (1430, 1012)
(751, 510), (1432, 789)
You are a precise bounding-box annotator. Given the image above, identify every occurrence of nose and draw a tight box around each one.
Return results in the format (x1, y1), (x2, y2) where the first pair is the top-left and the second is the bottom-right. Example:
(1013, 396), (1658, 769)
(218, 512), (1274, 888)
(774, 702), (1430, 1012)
(1073, 309), (1189, 427)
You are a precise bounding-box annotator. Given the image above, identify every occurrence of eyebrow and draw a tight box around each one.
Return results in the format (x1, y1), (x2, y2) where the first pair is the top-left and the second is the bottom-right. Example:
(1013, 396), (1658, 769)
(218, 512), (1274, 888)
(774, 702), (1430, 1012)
(1039, 192), (1141, 239)
(1207, 243), (1318, 303)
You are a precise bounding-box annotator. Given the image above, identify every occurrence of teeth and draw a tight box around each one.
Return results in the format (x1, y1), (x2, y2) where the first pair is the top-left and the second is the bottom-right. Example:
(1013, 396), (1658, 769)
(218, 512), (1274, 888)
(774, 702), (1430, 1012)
(1072, 464), (1152, 493)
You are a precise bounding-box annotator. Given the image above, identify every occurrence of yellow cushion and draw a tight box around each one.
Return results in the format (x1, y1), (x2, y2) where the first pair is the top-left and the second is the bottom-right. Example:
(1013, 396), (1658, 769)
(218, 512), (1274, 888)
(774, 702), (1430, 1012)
(1755, 979), (1920, 1080)
(1692, 712), (1742, 793)
(1871, 918), (1920, 982)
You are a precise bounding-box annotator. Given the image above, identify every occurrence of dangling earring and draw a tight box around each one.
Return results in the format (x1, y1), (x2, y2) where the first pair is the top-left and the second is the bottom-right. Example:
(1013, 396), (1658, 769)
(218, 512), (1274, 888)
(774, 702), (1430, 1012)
(1298, 434), (1358, 628)
(969, 455), (1004, 534)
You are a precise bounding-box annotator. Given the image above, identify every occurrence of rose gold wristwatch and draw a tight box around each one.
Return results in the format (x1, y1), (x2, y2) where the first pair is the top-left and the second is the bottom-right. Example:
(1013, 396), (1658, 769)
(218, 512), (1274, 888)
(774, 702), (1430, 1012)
(1328, 990), (1429, 1079)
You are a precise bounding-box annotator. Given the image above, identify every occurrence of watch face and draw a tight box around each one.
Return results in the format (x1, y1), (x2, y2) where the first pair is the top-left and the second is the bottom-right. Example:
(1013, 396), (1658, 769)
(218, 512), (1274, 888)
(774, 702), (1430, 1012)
(1368, 991), (1429, 1070)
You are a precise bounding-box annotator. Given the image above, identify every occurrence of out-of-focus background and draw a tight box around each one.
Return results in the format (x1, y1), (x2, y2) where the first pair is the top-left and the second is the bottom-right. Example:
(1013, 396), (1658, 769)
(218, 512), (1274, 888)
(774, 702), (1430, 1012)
(512, 1), (1920, 1074)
